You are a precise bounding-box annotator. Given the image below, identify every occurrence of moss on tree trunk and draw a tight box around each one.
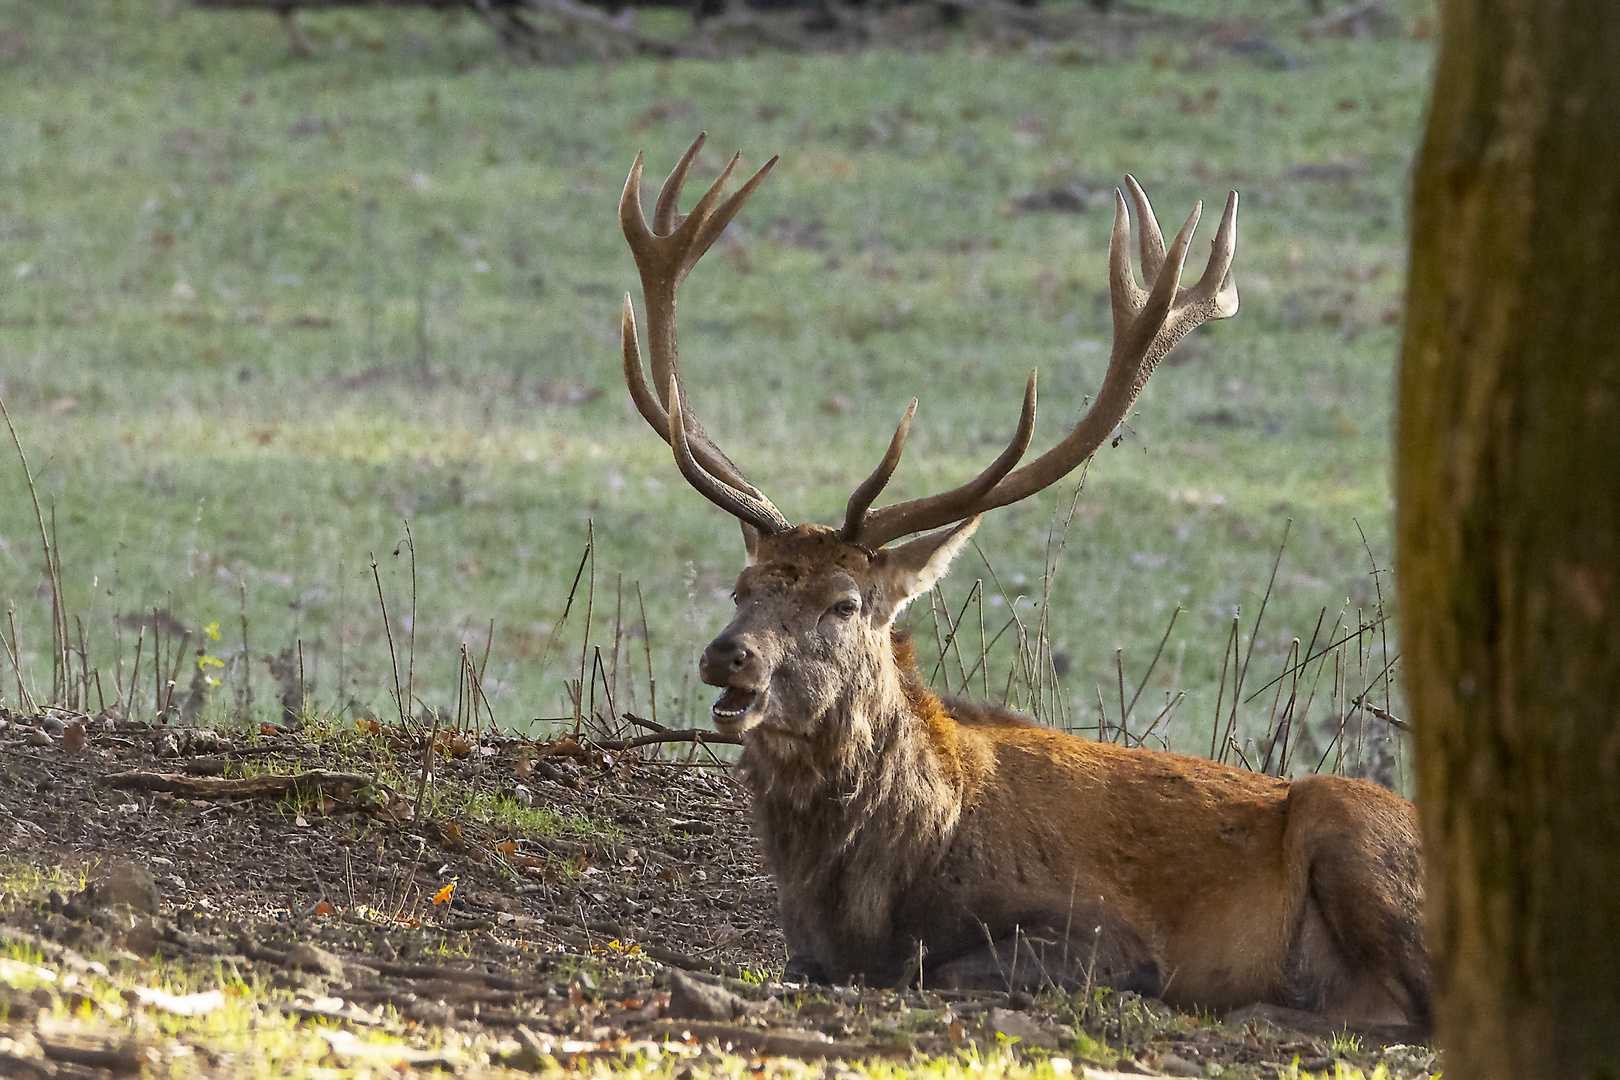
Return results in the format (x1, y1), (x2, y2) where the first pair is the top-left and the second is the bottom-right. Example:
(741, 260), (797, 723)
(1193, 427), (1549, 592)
(1397, 1), (1620, 1075)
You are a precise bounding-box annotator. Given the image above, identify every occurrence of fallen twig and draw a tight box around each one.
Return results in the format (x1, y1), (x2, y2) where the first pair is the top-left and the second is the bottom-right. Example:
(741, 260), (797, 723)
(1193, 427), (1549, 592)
(591, 713), (741, 751)
(592, 728), (742, 752)
(102, 769), (381, 802)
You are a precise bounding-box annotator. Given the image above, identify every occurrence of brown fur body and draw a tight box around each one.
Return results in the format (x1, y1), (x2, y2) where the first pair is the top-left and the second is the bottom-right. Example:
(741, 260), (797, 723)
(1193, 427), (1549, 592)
(705, 526), (1430, 1036)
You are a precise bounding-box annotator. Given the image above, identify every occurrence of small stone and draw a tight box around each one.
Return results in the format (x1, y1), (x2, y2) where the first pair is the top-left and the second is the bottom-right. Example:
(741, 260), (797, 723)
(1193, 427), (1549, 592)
(92, 862), (159, 914)
(285, 943), (345, 979)
(667, 968), (745, 1022)
(988, 1007), (1056, 1048)
(404, 997), (456, 1026)
(121, 915), (166, 957)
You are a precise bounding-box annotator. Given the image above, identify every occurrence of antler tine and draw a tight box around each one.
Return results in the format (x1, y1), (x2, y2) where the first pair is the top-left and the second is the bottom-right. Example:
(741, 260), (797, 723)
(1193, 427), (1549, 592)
(621, 293), (669, 443)
(1115, 196), (1200, 371)
(620, 136), (788, 532)
(1186, 190), (1240, 311)
(842, 398), (918, 542)
(1124, 175), (1168, 286)
(667, 374), (791, 535)
(854, 181), (1238, 550)
(652, 132), (706, 235)
(850, 373), (1038, 548)
(685, 155), (777, 278)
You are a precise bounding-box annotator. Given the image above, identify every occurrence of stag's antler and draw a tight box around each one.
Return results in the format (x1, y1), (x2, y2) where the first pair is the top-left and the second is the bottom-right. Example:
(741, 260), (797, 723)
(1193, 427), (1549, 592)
(620, 133), (791, 535)
(845, 178), (1238, 548)
(620, 136), (1239, 549)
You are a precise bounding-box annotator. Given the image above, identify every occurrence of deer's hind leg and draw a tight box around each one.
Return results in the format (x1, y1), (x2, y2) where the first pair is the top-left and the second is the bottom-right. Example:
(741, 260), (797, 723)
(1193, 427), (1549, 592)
(1282, 775), (1431, 1034)
(925, 910), (1160, 995)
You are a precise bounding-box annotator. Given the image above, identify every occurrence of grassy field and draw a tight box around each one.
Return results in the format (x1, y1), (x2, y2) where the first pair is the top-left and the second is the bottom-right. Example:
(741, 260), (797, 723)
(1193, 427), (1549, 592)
(0, 1), (1432, 773)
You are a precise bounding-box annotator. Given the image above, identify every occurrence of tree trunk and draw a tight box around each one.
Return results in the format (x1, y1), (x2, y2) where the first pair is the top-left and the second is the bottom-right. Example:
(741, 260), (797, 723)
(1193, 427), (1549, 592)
(1397, 2), (1620, 1076)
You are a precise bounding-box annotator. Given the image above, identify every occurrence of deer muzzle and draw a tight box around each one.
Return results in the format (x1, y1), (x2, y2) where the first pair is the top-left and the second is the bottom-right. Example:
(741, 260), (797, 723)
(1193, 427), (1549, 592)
(700, 633), (769, 734)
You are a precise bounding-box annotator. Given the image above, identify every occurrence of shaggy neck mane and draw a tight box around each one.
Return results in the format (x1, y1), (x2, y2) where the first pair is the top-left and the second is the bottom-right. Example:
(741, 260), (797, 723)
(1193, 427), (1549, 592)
(740, 630), (960, 803)
(739, 630), (968, 924)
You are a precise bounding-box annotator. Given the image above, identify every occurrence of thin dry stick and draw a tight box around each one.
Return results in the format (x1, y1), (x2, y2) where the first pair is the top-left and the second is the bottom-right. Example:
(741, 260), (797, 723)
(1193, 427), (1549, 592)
(1135, 689), (1186, 747)
(926, 589), (952, 694)
(390, 837), (428, 925)
(456, 647), (471, 733)
(1033, 469), (1089, 717)
(1224, 519), (1292, 763)
(152, 607), (164, 722)
(635, 584), (658, 726)
(1115, 648), (1128, 745)
(1123, 606), (1182, 727)
(163, 630), (191, 721)
(959, 613), (1020, 690)
(1244, 608), (1389, 702)
(1326, 642), (1349, 774)
(971, 542), (1035, 710)
(1049, 648), (1073, 733)
(370, 552), (409, 729)
(1, 604), (36, 713)
(402, 523), (418, 723)
(589, 647), (619, 738)
(977, 579), (988, 698)
(1, 398), (69, 705)
(952, 580), (983, 690)
(336, 557), (346, 715)
(48, 505), (67, 705)
(575, 521), (597, 735)
(75, 617), (89, 713)
(1260, 638), (1301, 775)
(238, 581), (252, 720)
(126, 624), (145, 718)
(478, 618), (495, 690)
(472, 649), (500, 738)
(1317, 632), (1349, 775)
(111, 610), (124, 708)
(413, 700), (444, 824)
(927, 580), (981, 692)
(1210, 612), (1241, 762)
(610, 574), (624, 720)
(1350, 653), (1404, 719)
(1274, 606), (1332, 772)
(1354, 519), (1396, 719)
(535, 537), (592, 680)
(1287, 624), (1339, 776)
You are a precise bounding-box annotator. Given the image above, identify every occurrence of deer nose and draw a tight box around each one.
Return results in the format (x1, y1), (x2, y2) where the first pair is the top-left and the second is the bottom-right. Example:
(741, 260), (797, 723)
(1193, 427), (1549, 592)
(700, 635), (754, 686)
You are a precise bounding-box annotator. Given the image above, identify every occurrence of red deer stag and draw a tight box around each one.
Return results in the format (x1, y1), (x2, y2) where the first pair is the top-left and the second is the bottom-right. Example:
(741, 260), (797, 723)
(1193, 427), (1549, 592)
(617, 134), (1429, 1037)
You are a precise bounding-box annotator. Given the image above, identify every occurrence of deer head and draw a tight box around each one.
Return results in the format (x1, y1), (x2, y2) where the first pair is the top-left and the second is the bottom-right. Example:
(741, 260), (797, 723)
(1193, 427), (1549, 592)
(619, 133), (1238, 742)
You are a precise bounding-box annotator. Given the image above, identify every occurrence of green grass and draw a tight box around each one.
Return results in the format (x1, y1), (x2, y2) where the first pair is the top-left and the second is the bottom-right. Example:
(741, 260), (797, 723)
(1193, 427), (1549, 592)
(461, 790), (624, 843)
(0, 1), (1433, 769)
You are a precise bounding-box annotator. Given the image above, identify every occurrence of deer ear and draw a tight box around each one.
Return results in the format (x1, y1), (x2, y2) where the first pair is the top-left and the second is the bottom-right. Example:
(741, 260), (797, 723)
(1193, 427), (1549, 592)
(741, 521), (762, 565)
(872, 517), (980, 615)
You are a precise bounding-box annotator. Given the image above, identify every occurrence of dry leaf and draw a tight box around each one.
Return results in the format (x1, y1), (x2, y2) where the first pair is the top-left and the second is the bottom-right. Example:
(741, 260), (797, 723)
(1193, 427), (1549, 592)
(61, 720), (86, 753)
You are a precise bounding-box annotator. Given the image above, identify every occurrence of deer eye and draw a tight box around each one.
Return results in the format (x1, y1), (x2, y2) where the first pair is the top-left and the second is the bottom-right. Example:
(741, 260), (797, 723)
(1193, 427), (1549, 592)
(833, 598), (859, 618)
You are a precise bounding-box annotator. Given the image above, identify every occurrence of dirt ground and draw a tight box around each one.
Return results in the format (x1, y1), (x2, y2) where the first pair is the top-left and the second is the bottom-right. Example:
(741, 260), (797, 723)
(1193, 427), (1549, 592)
(0, 707), (1441, 1079)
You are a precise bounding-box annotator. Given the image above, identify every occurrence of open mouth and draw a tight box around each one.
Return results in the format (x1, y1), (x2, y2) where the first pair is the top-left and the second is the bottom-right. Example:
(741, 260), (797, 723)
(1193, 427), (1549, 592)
(711, 685), (763, 733)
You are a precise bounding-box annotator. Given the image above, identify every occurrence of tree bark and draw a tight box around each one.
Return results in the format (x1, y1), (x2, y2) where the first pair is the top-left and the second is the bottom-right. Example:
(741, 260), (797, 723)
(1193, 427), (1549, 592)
(1397, 1), (1620, 1076)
